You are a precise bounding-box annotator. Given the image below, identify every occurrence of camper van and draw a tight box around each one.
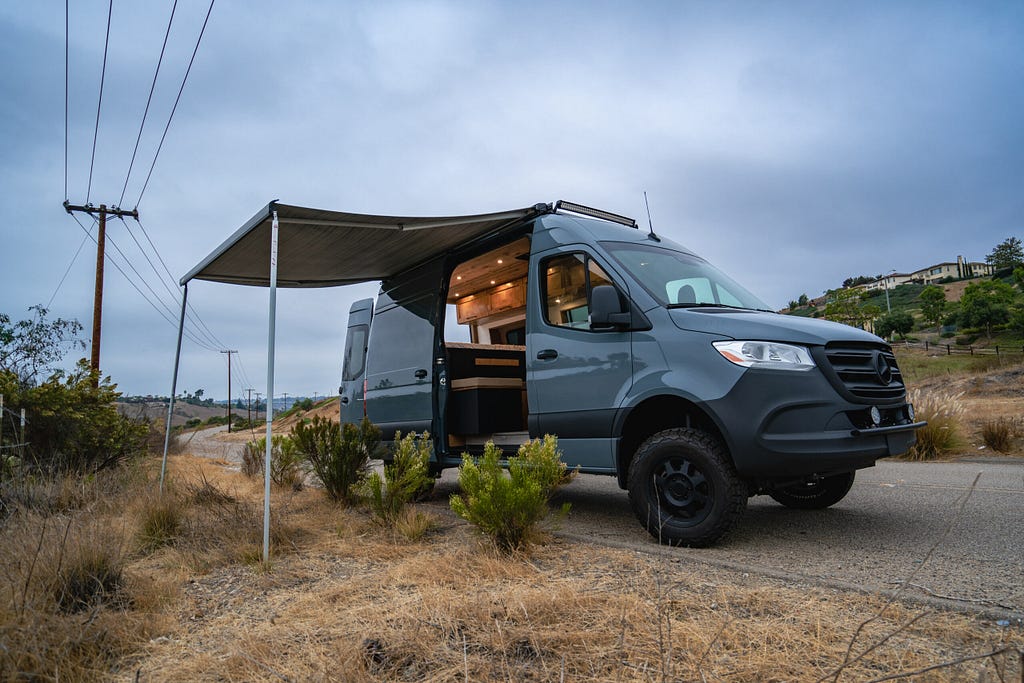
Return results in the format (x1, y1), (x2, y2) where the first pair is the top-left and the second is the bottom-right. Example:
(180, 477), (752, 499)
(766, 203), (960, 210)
(339, 201), (923, 546)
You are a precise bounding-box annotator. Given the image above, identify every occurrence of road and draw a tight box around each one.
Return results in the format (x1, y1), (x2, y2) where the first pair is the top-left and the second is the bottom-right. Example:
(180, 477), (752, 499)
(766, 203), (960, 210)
(432, 457), (1024, 618)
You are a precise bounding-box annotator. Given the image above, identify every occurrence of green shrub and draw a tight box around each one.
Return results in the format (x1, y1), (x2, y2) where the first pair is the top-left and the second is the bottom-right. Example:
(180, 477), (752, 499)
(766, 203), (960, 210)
(184, 418), (202, 429)
(905, 389), (965, 460)
(363, 431), (433, 525)
(244, 434), (304, 489)
(0, 361), (147, 475)
(292, 416), (380, 503)
(450, 435), (575, 552)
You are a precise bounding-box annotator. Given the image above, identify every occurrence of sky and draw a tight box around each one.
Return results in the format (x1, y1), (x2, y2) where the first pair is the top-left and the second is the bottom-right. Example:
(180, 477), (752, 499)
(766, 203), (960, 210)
(1, 1), (1022, 399)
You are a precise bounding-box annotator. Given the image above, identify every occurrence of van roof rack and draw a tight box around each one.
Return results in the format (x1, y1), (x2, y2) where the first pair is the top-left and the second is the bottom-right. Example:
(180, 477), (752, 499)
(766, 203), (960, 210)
(553, 200), (638, 229)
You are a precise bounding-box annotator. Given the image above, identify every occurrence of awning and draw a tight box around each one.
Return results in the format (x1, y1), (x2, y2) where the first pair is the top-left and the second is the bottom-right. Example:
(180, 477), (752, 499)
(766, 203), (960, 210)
(182, 200), (550, 288)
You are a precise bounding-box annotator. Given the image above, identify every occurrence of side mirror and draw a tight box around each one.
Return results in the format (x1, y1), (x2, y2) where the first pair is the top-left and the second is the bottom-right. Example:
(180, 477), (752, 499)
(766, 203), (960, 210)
(590, 285), (632, 329)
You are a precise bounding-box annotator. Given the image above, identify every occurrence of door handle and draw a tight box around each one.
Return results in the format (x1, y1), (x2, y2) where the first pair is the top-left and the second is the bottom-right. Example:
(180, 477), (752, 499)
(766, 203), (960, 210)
(414, 368), (428, 379)
(340, 396), (349, 405)
(536, 349), (558, 360)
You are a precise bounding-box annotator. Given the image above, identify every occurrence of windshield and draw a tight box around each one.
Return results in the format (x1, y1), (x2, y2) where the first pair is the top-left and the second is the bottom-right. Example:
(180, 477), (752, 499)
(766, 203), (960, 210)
(602, 242), (770, 310)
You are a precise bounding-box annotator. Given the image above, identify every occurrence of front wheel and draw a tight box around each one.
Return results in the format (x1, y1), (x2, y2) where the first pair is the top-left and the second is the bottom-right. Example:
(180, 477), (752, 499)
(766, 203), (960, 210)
(768, 471), (855, 509)
(627, 428), (747, 547)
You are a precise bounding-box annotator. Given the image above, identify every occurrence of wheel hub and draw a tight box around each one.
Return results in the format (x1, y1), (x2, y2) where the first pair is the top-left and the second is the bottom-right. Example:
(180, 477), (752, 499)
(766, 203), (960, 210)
(654, 458), (711, 521)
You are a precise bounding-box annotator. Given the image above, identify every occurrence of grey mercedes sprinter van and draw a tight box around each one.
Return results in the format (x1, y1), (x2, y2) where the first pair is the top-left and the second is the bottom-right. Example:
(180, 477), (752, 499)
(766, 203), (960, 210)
(339, 201), (923, 546)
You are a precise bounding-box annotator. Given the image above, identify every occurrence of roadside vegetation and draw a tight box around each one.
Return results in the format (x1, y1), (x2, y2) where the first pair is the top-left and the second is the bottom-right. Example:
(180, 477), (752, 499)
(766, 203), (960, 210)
(2, 305), (1022, 680)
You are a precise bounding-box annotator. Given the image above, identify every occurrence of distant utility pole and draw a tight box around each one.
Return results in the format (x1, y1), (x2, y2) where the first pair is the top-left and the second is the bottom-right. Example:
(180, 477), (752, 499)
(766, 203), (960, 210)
(283, 392), (289, 411)
(62, 202), (139, 385)
(255, 392), (262, 421)
(246, 388), (253, 424)
(221, 350), (238, 432)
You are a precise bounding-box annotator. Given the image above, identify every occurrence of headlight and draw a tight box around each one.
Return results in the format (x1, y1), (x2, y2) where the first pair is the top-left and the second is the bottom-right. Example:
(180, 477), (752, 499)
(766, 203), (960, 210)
(713, 341), (816, 371)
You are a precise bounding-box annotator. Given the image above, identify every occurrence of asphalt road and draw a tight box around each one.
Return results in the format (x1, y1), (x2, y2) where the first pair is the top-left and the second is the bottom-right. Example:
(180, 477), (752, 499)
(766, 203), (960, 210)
(433, 457), (1024, 618)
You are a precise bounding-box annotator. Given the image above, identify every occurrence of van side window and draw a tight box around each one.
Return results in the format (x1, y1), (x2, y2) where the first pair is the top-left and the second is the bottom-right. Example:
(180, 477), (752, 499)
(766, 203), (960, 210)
(542, 253), (616, 329)
(342, 324), (368, 381)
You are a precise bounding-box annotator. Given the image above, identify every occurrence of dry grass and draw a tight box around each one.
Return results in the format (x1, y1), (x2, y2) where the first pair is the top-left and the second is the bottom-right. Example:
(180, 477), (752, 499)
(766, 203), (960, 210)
(981, 417), (1023, 453)
(904, 388), (967, 460)
(3, 453), (1022, 682)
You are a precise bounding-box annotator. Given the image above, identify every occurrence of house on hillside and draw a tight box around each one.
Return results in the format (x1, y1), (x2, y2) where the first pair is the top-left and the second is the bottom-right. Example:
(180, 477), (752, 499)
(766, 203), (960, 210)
(861, 255), (992, 291)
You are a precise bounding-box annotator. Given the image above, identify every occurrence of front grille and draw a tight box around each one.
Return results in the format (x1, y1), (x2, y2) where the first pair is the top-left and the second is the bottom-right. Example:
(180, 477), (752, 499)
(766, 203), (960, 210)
(824, 342), (906, 402)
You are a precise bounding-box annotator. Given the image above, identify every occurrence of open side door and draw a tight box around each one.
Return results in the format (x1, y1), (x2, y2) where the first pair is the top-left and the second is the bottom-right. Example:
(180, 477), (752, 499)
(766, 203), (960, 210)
(339, 298), (374, 426)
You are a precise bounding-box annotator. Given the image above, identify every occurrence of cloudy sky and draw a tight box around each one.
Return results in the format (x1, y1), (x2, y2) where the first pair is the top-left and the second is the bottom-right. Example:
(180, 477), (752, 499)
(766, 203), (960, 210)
(2, 1), (1022, 399)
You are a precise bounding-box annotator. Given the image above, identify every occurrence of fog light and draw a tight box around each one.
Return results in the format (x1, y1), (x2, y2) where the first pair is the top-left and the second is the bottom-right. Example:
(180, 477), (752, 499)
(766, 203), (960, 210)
(870, 406), (881, 426)
(907, 403), (915, 422)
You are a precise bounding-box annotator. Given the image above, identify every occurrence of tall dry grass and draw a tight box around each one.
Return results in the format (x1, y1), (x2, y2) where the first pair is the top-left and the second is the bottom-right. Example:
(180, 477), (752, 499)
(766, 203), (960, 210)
(905, 388), (966, 460)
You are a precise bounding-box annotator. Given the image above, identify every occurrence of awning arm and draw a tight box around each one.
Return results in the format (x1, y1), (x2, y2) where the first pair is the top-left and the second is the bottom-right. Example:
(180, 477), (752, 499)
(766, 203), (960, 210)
(160, 282), (188, 493)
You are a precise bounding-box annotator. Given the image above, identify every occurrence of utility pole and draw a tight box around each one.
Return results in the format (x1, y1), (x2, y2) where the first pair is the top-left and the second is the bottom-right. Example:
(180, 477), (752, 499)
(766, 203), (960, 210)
(255, 392), (262, 421)
(246, 388), (253, 425)
(283, 392), (289, 412)
(221, 350), (237, 432)
(62, 202), (139, 385)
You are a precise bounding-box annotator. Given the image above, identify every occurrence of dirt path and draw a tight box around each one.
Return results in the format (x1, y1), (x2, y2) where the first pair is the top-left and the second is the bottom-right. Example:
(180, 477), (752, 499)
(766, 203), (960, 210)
(175, 425), (246, 465)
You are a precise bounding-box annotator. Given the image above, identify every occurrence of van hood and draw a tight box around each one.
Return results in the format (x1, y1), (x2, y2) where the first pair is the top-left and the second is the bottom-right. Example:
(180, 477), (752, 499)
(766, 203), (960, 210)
(668, 308), (883, 346)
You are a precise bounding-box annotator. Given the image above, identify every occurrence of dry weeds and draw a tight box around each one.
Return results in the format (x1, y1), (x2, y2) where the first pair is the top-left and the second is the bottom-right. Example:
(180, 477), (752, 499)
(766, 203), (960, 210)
(3, 451), (1022, 681)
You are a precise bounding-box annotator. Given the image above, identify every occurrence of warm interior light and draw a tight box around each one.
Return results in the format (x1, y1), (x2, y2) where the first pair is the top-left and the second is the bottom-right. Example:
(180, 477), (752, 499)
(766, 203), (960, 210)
(497, 259), (503, 264)
(456, 275), (462, 280)
(490, 280), (495, 284)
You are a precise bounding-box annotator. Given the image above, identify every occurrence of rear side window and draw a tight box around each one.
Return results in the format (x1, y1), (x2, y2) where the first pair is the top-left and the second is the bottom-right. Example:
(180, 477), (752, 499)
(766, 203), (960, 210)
(342, 325), (368, 381)
(541, 252), (616, 329)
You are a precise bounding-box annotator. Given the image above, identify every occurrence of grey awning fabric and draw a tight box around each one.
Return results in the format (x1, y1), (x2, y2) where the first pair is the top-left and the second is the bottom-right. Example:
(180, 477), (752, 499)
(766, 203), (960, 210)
(182, 201), (547, 288)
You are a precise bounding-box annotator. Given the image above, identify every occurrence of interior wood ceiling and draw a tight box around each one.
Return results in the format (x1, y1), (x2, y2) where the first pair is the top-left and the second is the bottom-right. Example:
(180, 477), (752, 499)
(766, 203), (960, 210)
(447, 237), (531, 304)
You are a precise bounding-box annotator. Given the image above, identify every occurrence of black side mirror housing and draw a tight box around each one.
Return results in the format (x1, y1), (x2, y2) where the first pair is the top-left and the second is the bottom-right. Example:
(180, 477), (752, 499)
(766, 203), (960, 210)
(590, 285), (632, 329)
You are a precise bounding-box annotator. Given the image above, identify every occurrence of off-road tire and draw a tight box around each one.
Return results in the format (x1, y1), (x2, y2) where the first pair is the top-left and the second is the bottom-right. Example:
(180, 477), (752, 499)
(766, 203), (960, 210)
(768, 471), (855, 509)
(627, 428), (747, 547)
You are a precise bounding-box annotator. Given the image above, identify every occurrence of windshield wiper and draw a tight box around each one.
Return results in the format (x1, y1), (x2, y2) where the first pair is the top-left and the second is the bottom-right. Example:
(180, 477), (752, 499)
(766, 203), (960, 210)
(667, 302), (751, 310)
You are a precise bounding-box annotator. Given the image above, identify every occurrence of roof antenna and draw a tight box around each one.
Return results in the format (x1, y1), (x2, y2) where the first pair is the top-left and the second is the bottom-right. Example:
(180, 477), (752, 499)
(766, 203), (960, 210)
(643, 191), (660, 242)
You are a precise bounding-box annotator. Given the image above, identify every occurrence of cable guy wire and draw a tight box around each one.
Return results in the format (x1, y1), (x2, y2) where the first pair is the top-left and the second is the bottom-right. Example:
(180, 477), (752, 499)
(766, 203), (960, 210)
(86, 0), (114, 205)
(134, 0), (215, 209)
(48, 227), (93, 308)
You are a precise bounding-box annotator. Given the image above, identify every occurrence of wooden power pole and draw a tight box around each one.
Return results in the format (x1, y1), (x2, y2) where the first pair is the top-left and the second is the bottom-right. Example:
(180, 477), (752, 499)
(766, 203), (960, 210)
(221, 350), (237, 432)
(63, 202), (139, 385)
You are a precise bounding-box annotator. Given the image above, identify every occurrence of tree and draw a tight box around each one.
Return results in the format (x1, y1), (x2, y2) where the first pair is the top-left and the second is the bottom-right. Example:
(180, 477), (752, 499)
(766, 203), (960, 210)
(823, 288), (881, 330)
(958, 280), (1016, 337)
(1, 308), (145, 473)
(985, 236), (1024, 271)
(0, 306), (83, 385)
(842, 275), (875, 288)
(797, 293), (809, 306)
(918, 285), (948, 328)
(875, 311), (914, 340)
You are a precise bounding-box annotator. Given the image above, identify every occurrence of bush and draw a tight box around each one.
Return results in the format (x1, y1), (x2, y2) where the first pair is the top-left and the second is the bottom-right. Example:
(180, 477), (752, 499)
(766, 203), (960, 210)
(0, 361), (148, 475)
(981, 417), (1020, 453)
(362, 431), (433, 525)
(243, 435), (304, 489)
(292, 416), (380, 503)
(905, 389), (965, 460)
(450, 435), (575, 552)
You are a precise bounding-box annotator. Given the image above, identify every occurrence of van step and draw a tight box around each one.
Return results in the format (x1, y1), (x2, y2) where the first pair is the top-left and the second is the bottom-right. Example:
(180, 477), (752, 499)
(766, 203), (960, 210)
(462, 431), (530, 447)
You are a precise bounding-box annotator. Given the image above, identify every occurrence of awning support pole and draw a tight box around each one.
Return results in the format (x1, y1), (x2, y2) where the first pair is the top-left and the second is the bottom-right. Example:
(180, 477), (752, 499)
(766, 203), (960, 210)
(263, 210), (279, 563)
(160, 282), (188, 494)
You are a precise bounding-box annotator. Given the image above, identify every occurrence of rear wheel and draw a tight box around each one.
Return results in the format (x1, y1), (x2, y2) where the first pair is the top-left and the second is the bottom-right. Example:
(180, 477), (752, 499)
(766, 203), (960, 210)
(768, 471), (855, 509)
(627, 428), (747, 547)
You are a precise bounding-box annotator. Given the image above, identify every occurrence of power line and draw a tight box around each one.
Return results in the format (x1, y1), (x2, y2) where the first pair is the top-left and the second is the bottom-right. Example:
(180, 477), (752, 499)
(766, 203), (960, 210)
(118, 0), (178, 208)
(68, 213), (220, 352)
(85, 0), (114, 205)
(64, 0), (69, 201)
(122, 217), (227, 351)
(134, 0), (216, 209)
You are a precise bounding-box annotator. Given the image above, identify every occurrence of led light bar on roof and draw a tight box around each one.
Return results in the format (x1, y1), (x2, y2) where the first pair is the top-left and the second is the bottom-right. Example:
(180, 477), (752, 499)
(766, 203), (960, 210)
(554, 200), (638, 229)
